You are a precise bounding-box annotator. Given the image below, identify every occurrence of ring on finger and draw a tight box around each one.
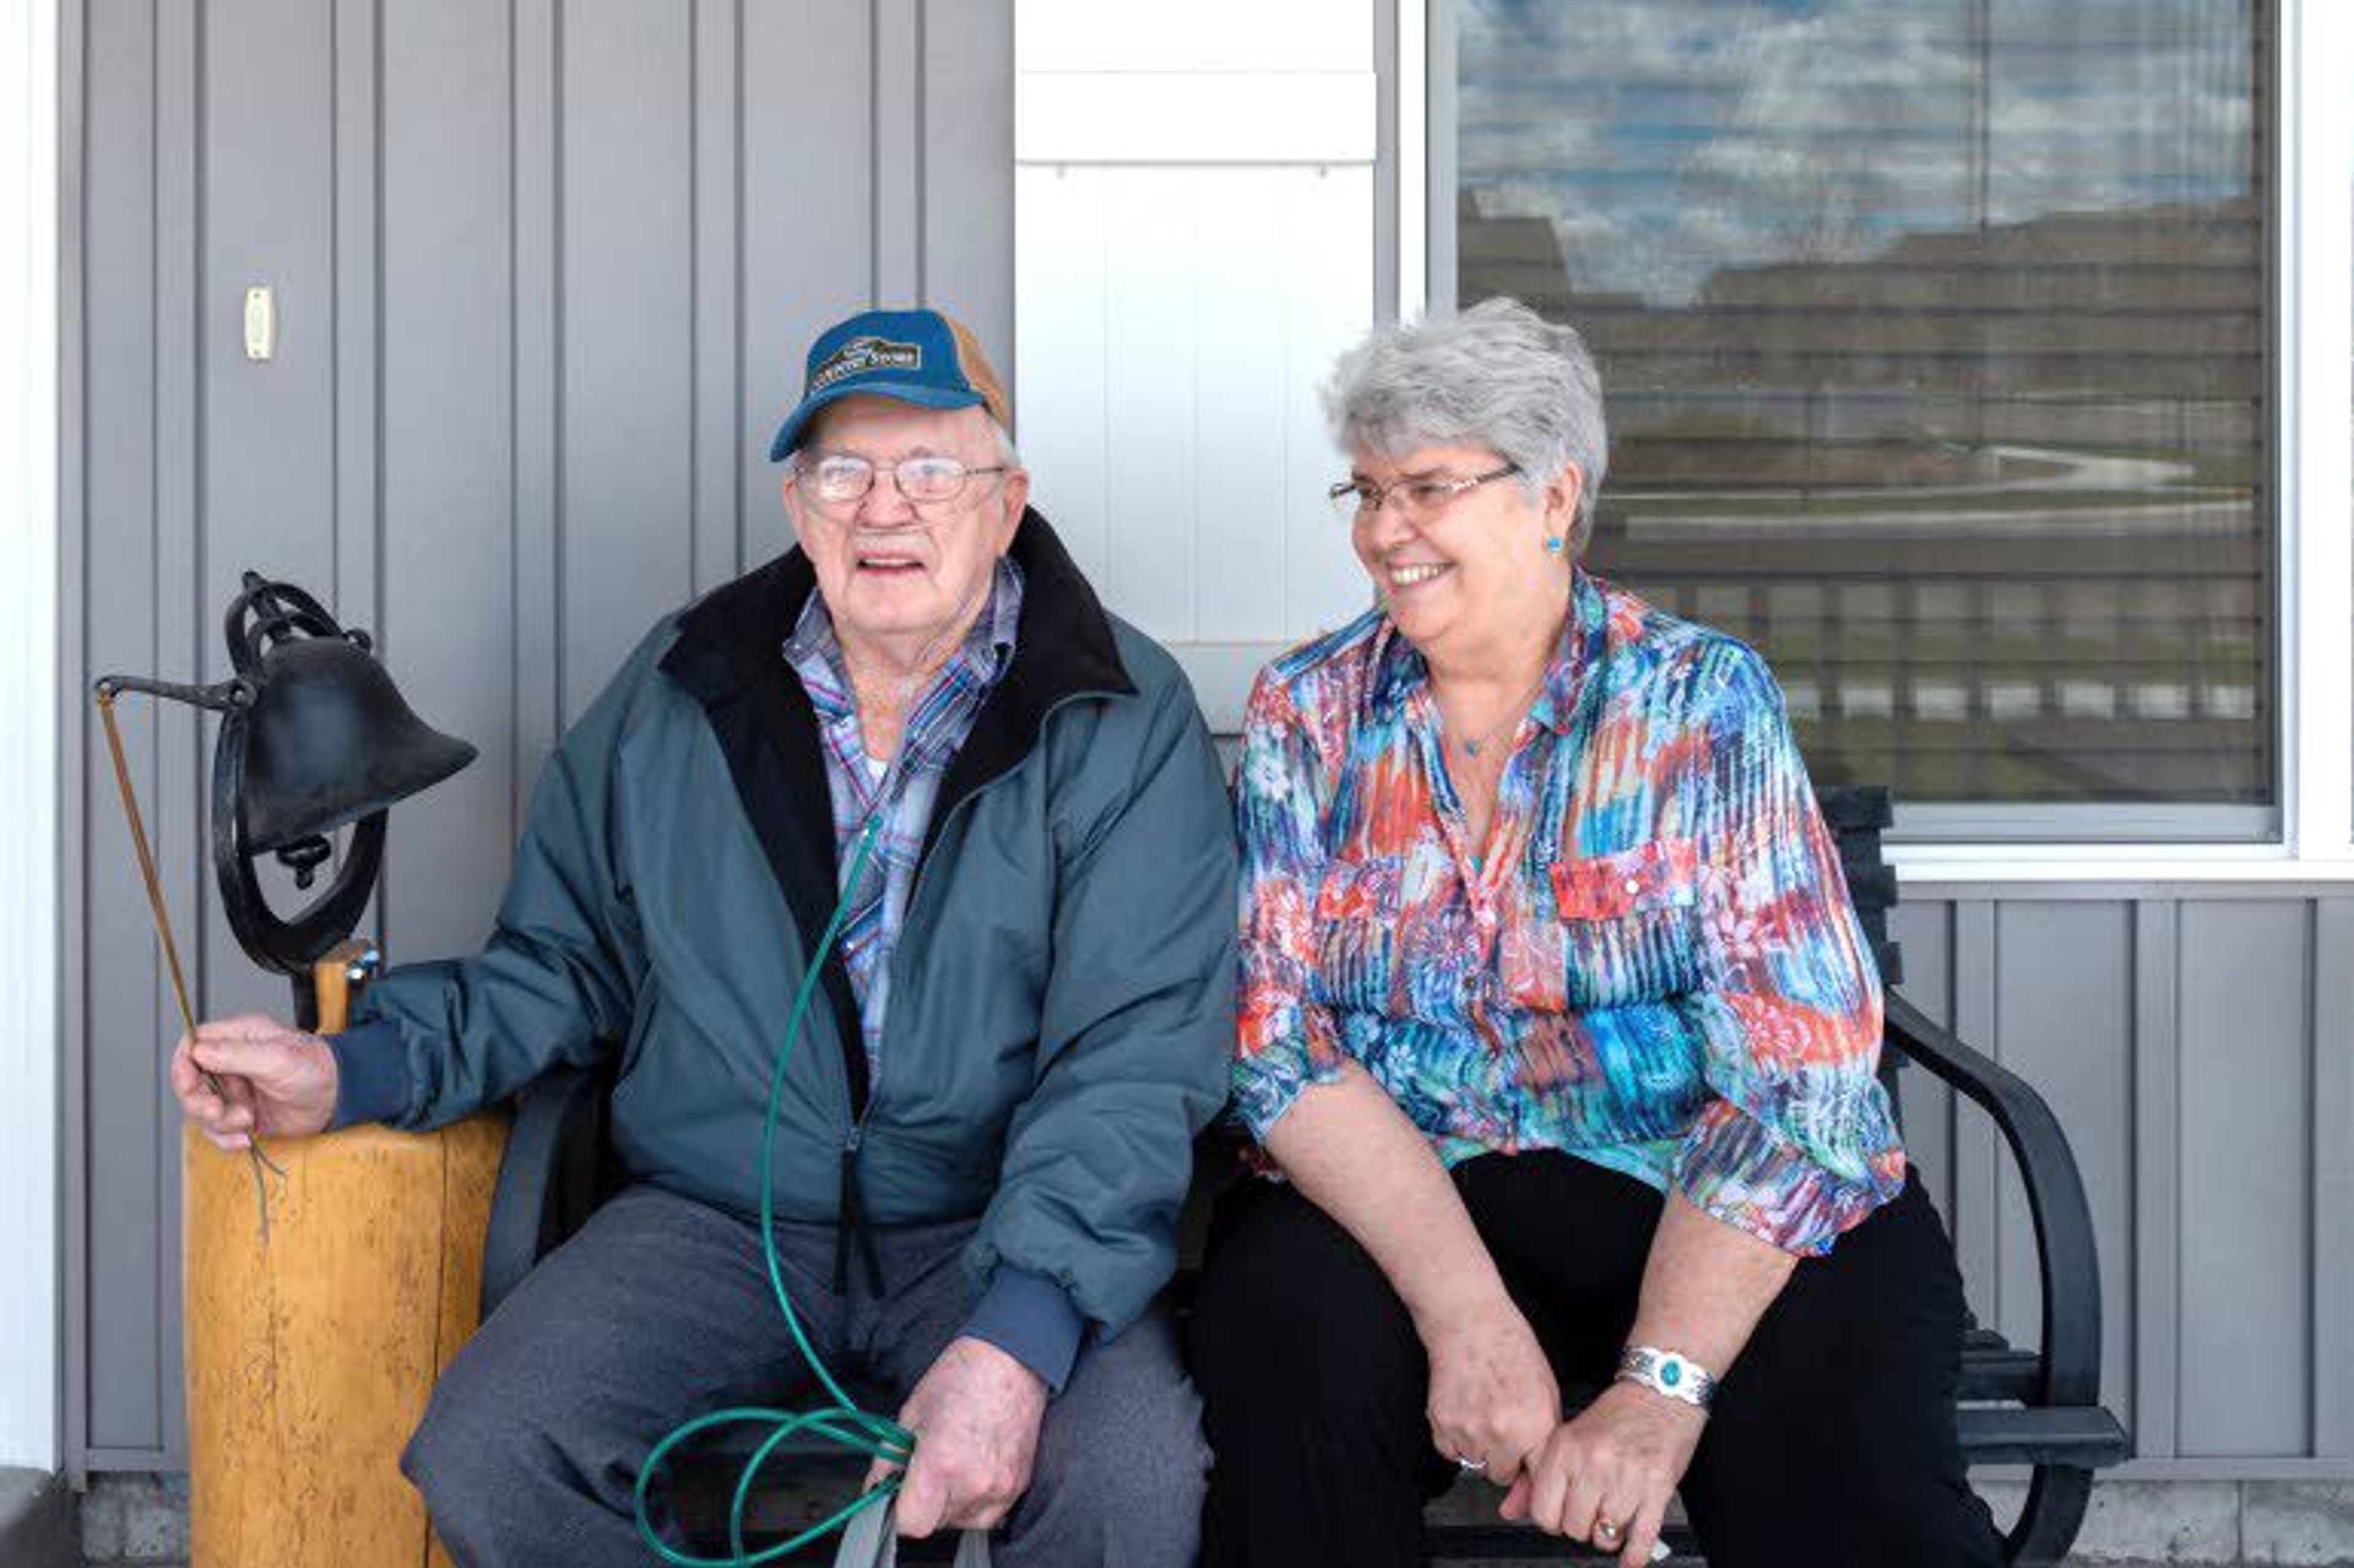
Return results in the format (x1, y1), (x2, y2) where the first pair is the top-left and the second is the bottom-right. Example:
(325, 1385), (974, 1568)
(1594, 1517), (1623, 1544)
(1453, 1453), (1487, 1474)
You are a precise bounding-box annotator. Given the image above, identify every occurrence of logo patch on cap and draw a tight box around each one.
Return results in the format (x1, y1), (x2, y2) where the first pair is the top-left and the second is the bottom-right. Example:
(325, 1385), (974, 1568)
(809, 335), (923, 394)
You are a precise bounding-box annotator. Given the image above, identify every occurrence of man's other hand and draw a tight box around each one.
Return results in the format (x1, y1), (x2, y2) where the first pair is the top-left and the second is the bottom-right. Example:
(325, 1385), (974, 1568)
(170, 1013), (339, 1151)
(875, 1335), (1049, 1538)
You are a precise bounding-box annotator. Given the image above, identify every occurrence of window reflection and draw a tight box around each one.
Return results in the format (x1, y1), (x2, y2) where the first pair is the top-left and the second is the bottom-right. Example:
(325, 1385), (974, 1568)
(1455, 0), (2269, 809)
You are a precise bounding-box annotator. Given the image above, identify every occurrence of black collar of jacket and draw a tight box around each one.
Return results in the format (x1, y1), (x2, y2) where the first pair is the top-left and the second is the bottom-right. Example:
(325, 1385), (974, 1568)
(656, 509), (1137, 1095)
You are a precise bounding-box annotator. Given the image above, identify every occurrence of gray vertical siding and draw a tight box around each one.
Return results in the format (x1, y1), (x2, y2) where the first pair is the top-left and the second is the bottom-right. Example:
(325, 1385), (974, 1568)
(2315, 900), (2354, 1463)
(64, 0), (1013, 1475)
(1889, 885), (2353, 1479)
(61, 0), (2351, 1488)
(2177, 902), (2314, 1457)
(1996, 902), (2138, 1442)
(376, 0), (515, 964)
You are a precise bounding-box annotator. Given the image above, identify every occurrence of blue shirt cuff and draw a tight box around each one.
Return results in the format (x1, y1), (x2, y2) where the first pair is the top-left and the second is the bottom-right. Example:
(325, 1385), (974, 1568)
(326, 1018), (412, 1130)
(961, 1268), (1086, 1395)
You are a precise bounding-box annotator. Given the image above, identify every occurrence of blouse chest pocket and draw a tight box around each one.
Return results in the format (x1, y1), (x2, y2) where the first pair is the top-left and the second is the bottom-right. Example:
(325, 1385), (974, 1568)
(1532, 839), (1707, 1011)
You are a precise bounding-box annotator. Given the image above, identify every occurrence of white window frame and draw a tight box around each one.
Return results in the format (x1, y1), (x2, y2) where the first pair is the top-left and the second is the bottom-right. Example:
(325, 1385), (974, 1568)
(0, 0), (63, 1474)
(1406, 0), (2354, 883)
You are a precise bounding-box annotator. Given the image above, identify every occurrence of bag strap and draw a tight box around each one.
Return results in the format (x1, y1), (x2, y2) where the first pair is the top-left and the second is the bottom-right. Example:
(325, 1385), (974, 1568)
(829, 1499), (993, 1568)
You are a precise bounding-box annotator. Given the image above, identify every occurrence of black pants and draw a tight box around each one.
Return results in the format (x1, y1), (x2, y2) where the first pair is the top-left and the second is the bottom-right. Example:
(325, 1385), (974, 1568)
(1188, 1153), (2003, 1568)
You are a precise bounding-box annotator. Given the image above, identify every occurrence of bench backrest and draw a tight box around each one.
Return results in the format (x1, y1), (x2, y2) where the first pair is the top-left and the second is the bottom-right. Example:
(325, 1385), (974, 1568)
(1816, 783), (1902, 987)
(1813, 783), (1908, 1117)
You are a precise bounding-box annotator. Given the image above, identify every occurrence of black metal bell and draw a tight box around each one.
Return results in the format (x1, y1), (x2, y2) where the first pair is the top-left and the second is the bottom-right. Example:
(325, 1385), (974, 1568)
(237, 634), (476, 854)
(203, 573), (478, 984)
(94, 571), (477, 1022)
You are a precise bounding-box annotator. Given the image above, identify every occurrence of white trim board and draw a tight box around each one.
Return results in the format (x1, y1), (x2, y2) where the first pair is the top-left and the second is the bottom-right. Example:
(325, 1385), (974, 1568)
(1894, 856), (2354, 891)
(1395, 0), (1425, 319)
(1018, 72), (1376, 165)
(0, 0), (63, 1474)
(1014, 0), (1375, 167)
(2282, 0), (2354, 862)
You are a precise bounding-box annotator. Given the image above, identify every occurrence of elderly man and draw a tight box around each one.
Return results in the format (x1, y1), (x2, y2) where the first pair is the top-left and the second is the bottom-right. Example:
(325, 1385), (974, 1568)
(170, 307), (1236, 1568)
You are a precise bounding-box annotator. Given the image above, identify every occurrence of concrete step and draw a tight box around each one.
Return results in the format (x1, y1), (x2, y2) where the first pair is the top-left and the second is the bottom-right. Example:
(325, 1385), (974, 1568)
(67, 1472), (2354, 1566)
(0, 1466), (74, 1568)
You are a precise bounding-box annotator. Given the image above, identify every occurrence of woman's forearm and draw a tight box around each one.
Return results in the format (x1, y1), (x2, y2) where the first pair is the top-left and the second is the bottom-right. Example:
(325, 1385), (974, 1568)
(1626, 1191), (1798, 1376)
(1263, 1060), (1512, 1329)
(1268, 1065), (1802, 1377)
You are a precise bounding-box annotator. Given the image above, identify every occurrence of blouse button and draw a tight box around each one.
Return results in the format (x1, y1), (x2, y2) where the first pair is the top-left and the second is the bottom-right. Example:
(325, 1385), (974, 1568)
(1623, 877), (1642, 896)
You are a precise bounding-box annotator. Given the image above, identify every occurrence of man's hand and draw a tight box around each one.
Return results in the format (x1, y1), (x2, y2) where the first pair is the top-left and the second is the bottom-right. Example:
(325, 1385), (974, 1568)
(169, 1013), (339, 1151)
(1499, 1382), (1705, 1567)
(1418, 1292), (1560, 1486)
(875, 1336), (1049, 1538)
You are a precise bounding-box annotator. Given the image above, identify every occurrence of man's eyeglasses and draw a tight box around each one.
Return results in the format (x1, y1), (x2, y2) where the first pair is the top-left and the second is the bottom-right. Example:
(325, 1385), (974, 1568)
(1327, 462), (1521, 523)
(792, 453), (1010, 511)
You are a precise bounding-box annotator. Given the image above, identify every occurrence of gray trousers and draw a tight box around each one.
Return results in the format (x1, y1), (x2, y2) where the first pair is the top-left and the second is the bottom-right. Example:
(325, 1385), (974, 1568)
(404, 1183), (1209, 1568)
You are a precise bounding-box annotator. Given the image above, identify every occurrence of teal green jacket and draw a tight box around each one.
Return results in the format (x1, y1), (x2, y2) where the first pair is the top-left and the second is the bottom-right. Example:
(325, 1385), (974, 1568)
(331, 515), (1238, 1361)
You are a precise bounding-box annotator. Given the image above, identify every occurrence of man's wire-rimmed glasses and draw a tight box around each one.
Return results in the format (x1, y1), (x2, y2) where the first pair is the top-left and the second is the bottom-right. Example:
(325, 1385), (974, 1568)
(792, 452), (1010, 511)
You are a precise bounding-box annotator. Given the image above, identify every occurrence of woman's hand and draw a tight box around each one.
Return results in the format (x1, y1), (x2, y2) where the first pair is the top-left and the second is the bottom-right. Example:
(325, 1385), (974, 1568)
(1500, 1382), (1704, 1567)
(1260, 1067), (1564, 1483)
(1418, 1292), (1559, 1485)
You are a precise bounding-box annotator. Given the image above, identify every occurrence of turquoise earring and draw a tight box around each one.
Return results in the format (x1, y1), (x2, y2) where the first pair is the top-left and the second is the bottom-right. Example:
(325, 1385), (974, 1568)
(1544, 536), (1564, 555)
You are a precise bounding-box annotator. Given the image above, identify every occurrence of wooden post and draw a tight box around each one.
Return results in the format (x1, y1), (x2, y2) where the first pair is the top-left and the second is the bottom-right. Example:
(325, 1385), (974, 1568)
(183, 938), (507, 1568)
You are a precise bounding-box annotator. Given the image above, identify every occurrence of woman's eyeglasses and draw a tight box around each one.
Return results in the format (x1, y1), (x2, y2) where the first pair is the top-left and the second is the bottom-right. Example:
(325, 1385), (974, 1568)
(1327, 462), (1521, 523)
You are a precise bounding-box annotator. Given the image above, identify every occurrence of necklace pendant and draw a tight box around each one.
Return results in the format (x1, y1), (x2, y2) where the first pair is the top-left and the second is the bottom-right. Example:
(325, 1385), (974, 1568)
(1465, 739), (1481, 756)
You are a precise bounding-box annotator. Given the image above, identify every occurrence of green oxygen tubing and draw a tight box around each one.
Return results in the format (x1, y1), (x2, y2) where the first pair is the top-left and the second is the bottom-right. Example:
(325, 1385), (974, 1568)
(631, 813), (910, 1566)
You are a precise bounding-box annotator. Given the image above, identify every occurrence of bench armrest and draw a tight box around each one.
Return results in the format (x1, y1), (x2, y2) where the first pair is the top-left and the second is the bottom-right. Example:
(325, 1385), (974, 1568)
(1883, 992), (2102, 1412)
(479, 1064), (607, 1320)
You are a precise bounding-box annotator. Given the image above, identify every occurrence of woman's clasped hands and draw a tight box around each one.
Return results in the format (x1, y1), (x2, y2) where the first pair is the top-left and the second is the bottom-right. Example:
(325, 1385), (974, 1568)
(1422, 1290), (1697, 1568)
(1499, 1379), (1701, 1567)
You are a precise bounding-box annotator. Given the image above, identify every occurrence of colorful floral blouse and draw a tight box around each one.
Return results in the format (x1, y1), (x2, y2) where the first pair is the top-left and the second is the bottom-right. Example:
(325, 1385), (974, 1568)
(1233, 569), (1906, 1256)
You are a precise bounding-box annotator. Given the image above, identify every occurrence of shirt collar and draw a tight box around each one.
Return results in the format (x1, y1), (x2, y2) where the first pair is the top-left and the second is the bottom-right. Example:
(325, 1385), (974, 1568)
(1369, 566), (1609, 737)
(1527, 568), (1609, 737)
(783, 555), (1025, 714)
(978, 555), (1024, 671)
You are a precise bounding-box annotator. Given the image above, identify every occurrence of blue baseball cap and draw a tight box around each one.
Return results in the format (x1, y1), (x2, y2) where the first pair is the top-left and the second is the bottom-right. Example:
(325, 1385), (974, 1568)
(768, 307), (1012, 462)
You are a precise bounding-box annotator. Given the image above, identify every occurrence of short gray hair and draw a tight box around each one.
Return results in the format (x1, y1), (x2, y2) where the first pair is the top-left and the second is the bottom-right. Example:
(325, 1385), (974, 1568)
(1322, 297), (1609, 553)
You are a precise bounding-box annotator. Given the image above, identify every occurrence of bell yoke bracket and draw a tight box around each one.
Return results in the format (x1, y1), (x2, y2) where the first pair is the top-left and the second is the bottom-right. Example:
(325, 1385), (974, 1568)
(213, 573), (392, 988)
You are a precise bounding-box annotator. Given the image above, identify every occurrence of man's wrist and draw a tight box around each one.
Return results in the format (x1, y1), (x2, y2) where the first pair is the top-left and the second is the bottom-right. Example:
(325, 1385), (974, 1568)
(959, 1268), (1085, 1394)
(324, 1018), (407, 1129)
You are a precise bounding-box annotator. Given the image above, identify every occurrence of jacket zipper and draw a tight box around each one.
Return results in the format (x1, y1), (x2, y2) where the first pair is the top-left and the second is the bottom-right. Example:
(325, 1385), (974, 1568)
(833, 688), (1114, 1300)
(901, 689), (1109, 914)
(833, 1130), (886, 1297)
(832, 884), (883, 1296)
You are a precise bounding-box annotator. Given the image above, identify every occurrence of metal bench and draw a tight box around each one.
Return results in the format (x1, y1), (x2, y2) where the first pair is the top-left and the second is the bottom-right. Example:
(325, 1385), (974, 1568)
(478, 784), (2127, 1564)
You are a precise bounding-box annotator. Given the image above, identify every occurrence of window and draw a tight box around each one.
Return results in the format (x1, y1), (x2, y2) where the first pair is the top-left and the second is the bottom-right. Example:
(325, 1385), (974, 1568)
(1443, 0), (2271, 829)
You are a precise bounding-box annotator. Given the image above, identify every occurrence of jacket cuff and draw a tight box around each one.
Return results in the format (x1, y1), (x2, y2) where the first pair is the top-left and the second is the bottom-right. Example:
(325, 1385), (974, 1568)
(961, 1268), (1087, 1395)
(326, 1018), (412, 1130)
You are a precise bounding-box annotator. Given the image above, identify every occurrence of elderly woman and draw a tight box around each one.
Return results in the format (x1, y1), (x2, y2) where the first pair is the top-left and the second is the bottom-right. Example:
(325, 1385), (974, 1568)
(1189, 300), (2002, 1568)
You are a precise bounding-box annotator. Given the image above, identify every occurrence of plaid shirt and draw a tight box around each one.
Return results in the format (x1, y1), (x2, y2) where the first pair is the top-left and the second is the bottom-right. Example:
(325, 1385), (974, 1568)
(784, 558), (1024, 1074)
(1234, 569), (1905, 1256)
